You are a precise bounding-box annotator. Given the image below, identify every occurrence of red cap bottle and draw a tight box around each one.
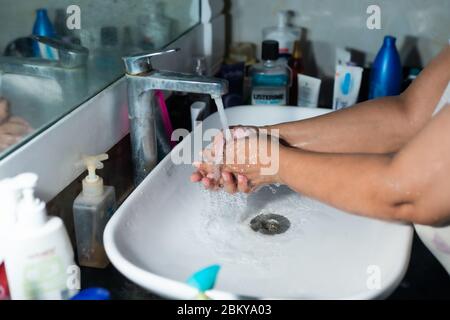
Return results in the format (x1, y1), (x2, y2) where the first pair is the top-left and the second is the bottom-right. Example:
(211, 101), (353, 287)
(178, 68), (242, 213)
(0, 263), (10, 300)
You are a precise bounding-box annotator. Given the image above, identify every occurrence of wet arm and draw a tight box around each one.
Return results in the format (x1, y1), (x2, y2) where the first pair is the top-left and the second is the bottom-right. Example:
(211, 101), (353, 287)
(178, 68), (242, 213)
(271, 46), (450, 154)
(278, 106), (450, 226)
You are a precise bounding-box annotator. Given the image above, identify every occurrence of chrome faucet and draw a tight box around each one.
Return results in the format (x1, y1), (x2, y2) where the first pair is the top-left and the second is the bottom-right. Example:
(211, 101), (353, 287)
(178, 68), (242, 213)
(0, 35), (89, 103)
(122, 48), (228, 185)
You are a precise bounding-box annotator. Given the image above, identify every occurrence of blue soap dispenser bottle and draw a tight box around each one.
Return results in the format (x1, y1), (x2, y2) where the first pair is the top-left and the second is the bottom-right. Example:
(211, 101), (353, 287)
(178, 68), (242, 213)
(369, 35), (402, 99)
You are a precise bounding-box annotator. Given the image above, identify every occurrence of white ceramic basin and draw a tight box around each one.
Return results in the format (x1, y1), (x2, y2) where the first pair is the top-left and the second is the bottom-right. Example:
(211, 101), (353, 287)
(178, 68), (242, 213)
(104, 106), (413, 300)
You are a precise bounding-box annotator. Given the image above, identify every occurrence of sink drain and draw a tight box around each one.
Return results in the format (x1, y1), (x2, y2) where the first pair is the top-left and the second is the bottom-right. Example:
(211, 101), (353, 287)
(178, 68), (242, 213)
(250, 213), (290, 235)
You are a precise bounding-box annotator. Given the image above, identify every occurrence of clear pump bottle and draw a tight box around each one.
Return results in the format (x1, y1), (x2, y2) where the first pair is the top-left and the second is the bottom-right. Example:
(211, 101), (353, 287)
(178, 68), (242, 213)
(73, 154), (116, 268)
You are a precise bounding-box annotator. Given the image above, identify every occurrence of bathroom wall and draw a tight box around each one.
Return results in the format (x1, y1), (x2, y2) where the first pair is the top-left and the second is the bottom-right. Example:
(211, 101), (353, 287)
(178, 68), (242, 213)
(229, 0), (450, 77)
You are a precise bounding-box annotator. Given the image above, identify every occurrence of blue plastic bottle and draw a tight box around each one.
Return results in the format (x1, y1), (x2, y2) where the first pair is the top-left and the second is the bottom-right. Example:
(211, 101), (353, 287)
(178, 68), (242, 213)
(71, 288), (111, 300)
(369, 36), (402, 99)
(32, 8), (57, 59)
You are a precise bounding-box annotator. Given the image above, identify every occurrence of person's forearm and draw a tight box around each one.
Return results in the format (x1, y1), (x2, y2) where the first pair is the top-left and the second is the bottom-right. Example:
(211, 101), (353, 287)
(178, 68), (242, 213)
(270, 46), (450, 155)
(277, 146), (409, 222)
(270, 95), (418, 154)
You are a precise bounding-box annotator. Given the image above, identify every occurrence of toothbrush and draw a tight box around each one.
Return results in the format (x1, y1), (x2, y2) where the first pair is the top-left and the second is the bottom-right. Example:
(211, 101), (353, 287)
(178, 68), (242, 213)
(186, 264), (221, 299)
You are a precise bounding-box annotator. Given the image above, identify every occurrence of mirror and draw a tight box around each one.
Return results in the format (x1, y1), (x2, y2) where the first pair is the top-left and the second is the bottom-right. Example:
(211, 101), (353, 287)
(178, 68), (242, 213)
(0, 0), (200, 159)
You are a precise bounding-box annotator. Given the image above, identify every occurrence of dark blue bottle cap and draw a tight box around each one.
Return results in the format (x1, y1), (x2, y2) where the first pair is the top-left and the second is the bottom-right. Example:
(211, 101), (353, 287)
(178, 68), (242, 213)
(262, 40), (279, 61)
(384, 36), (396, 46)
(71, 288), (111, 300)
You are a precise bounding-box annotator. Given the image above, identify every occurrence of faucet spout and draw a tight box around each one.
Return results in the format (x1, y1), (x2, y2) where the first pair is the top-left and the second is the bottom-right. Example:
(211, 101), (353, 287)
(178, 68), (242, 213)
(134, 70), (228, 97)
(123, 49), (229, 185)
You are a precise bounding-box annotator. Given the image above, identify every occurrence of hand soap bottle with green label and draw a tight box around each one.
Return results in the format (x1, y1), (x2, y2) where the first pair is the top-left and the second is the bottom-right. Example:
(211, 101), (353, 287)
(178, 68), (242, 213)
(250, 40), (290, 106)
(73, 154), (116, 269)
(2, 173), (77, 300)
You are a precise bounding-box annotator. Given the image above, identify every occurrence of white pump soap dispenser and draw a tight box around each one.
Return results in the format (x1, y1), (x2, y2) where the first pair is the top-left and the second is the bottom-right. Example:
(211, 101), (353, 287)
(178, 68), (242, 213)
(263, 10), (301, 56)
(0, 176), (20, 300)
(3, 173), (78, 300)
(73, 153), (116, 269)
(0, 177), (20, 259)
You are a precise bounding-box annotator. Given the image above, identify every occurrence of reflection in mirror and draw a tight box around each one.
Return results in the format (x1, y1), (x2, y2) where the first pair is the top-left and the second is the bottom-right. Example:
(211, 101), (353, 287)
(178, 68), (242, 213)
(0, 0), (200, 159)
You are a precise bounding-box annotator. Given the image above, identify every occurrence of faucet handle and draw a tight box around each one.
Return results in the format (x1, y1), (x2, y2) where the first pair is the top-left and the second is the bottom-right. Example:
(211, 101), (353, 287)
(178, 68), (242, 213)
(31, 35), (89, 68)
(122, 48), (180, 75)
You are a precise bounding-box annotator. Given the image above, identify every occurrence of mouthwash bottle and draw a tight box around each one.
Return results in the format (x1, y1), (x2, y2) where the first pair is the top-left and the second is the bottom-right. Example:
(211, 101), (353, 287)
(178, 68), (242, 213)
(251, 40), (290, 106)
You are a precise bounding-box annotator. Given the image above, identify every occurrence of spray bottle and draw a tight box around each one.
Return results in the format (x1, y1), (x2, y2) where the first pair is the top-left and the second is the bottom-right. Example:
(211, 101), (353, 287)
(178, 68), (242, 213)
(73, 154), (116, 269)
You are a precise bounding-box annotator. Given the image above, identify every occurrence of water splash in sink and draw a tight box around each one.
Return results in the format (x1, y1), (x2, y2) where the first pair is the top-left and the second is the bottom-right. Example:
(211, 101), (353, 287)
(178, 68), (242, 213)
(195, 185), (318, 266)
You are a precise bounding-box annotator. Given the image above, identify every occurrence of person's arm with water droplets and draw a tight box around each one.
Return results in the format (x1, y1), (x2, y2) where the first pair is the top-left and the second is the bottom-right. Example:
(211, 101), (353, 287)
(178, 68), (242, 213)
(195, 104), (450, 225)
(269, 46), (450, 154)
(191, 46), (450, 190)
(276, 104), (450, 225)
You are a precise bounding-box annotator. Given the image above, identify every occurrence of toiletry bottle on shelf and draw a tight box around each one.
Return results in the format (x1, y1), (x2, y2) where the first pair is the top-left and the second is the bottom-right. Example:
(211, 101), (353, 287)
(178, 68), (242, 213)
(369, 35), (402, 99)
(251, 40), (290, 106)
(94, 27), (122, 78)
(73, 154), (116, 269)
(71, 287), (111, 300)
(138, 2), (173, 50)
(0, 263), (9, 300)
(189, 56), (213, 120)
(402, 68), (421, 92)
(122, 26), (141, 55)
(4, 173), (78, 300)
(32, 8), (57, 59)
(172, 56), (212, 131)
(263, 11), (301, 58)
(333, 64), (364, 110)
(297, 74), (322, 108)
(288, 40), (304, 105)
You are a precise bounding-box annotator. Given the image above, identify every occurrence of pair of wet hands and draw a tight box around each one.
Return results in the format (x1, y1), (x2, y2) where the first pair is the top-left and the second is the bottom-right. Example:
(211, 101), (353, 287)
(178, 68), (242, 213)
(190, 126), (277, 194)
(0, 98), (33, 152)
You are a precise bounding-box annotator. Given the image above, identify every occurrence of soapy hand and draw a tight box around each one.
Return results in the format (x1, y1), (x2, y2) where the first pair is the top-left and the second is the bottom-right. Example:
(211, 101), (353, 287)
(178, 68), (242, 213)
(190, 126), (282, 194)
(0, 97), (33, 152)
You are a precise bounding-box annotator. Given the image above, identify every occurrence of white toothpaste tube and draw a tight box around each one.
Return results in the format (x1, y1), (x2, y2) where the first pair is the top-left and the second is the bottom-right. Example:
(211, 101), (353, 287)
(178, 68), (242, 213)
(297, 74), (322, 108)
(333, 64), (363, 110)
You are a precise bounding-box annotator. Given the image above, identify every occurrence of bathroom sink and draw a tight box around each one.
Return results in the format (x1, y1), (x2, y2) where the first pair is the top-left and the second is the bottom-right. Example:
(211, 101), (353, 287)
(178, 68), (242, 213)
(104, 106), (413, 300)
